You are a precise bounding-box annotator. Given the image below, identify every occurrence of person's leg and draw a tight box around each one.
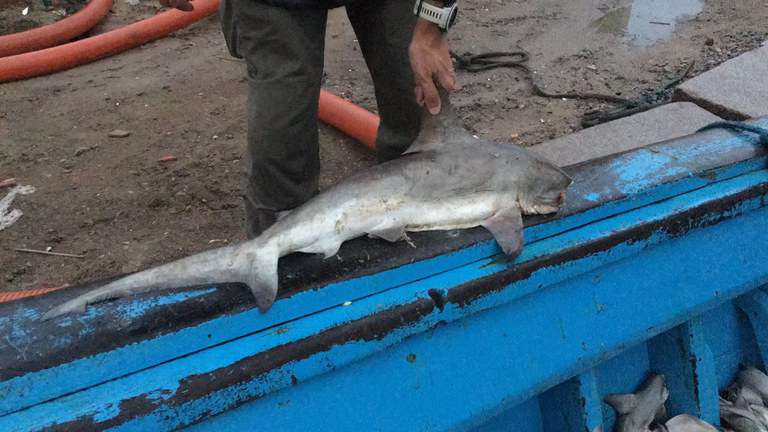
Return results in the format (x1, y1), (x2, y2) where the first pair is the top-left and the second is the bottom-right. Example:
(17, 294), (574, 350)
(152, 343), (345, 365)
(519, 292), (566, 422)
(220, 0), (327, 238)
(345, 0), (422, 162)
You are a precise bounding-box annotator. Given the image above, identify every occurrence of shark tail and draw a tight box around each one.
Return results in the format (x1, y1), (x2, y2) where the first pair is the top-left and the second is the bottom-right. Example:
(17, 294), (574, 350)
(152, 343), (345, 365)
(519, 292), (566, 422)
(41, 240), (281, 321)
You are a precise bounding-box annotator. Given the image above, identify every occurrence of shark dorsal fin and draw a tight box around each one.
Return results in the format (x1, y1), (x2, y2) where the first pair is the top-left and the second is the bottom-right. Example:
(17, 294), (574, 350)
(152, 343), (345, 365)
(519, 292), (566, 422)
(405, 90), (472, 154)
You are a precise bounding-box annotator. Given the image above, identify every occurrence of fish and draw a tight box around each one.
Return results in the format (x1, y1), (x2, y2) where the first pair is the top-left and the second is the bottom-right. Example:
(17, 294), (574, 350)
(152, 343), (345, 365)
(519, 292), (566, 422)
(660, 414), (718, 432)
(604, 373), (669, 432)
(720, 396), (767, 432)
(749, 405), (768, 430)
(721, 367), (768, 432)
(42, 93), (572, 320)
(737, 367), (768, 406)
(726, 381), (765, 408)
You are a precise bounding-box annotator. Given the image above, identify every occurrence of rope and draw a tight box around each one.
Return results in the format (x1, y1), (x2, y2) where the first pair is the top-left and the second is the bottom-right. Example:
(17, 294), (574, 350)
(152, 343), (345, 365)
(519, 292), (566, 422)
(450, 49), (694, 128)
(697, 121), (768, 146)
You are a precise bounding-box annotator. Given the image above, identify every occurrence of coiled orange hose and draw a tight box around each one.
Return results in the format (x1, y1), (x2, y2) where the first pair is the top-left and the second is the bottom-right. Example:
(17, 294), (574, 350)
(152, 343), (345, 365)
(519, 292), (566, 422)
(0, 0), (113, 58)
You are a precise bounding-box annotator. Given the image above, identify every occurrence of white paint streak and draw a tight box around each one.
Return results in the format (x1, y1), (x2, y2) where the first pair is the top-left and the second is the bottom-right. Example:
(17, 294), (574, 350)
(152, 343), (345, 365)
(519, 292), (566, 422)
(0, 185), (36, 232)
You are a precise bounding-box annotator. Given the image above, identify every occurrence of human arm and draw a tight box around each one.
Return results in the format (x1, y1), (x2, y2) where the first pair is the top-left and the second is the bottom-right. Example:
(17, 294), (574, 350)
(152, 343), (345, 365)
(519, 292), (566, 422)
(408, 3), (460, 114)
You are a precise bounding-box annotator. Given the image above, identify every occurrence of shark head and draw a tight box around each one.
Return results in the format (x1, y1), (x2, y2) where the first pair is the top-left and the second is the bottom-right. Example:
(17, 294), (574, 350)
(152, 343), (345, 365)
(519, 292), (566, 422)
(605, 374), (669, 432)
(518, 155), (573, 215)
(406, 90), (573, 217)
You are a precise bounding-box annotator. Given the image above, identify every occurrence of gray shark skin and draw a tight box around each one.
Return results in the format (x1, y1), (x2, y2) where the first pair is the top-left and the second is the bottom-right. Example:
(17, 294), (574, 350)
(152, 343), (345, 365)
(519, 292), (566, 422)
(720, 395), (765, 432)
(42, 94), (572, 320)
(605, 374), (669, 432)
(750, 405), (768, 431)
(738, 367), (768, 406)
(726, 381), (765, 408)
(720, 367), (768, 432)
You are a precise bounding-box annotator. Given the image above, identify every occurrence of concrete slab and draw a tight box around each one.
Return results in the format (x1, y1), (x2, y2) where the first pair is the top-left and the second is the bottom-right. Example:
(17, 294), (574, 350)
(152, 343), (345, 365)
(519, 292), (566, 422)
(530, 102), (722, 168)
(674, 44), (768, 120)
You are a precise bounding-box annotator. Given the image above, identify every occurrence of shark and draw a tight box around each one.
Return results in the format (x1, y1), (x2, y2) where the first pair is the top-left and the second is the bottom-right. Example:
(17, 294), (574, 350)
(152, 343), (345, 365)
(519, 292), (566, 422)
(42, 93), (572, 320)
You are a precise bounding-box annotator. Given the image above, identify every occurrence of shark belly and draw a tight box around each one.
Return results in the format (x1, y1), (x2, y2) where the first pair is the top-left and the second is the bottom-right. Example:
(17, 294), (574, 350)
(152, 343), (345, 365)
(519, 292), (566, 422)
(389, 192), (503, 233)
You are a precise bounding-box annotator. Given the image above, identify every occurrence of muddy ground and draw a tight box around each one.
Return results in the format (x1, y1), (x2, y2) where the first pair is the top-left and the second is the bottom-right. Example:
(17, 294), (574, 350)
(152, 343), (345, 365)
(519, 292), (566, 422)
(1, 0), (766, 292)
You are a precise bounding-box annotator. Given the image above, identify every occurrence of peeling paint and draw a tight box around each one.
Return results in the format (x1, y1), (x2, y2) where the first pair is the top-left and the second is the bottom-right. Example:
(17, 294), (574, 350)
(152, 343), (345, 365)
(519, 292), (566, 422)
(2, 123), (768, 430)
(116, 288), (217, 320)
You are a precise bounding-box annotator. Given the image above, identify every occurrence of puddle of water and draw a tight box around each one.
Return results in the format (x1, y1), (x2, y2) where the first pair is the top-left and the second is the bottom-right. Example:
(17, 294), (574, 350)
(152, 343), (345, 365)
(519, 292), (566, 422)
(593, 0), (704, 47)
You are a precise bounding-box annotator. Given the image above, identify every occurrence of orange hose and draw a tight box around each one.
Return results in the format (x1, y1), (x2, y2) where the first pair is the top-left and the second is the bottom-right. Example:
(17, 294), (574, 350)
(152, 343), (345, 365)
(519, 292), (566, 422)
(0, 0), (218, 82)
(0, 0), (113, 58)
(0, 0), (381, 150)
(319, 90), (380, 149)
(0, 285), (68, 303)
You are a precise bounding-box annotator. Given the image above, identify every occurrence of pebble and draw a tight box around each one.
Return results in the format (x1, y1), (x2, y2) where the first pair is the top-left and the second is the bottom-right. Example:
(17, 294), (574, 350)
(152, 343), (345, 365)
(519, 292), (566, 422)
(108, 129), (131, 138)
(74, 146), (91, 156)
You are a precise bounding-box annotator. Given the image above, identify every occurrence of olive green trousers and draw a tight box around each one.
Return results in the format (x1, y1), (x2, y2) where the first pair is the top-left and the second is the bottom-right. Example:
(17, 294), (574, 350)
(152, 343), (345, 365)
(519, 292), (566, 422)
(219, 0), (422, 237)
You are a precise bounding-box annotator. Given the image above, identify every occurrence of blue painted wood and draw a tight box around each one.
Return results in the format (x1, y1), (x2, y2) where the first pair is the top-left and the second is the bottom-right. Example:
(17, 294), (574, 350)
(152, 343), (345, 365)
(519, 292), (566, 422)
(0, 243), (500, 416)
(701, 302), (762, 390)
(471, 397), (543, 432)
(2, 120), (768, 431)
(685, 318), (721, 426)
(2, 164), (766, 431)
(539, 369), (603, 432)
(539, 376), (588, 432)
(177, 207), (768, 432)
(3, 119), (768, 419)
(735, 289), (768, 368)
(647, 317), (719, 425)
(578, 371), (606, 432)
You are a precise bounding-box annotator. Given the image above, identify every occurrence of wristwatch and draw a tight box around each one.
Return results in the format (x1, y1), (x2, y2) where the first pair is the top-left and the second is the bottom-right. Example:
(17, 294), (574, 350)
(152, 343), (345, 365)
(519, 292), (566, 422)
(413, 0), (458, 32)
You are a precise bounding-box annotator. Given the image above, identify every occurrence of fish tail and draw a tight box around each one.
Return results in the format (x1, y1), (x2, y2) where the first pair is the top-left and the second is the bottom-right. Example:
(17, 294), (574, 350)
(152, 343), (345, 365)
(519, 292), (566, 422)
(41, 240), (280, 320)
(41, 297), (88, 321)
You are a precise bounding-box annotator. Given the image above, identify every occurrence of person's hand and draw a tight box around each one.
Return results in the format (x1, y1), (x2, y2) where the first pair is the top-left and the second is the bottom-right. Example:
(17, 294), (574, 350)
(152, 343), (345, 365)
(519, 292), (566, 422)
(159, 0), (193, 11)
(408, 18), (459, 114)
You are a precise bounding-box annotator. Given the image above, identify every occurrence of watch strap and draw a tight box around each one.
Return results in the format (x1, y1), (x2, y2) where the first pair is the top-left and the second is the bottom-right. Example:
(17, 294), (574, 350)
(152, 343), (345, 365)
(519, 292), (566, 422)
(413, 0), (457, 31)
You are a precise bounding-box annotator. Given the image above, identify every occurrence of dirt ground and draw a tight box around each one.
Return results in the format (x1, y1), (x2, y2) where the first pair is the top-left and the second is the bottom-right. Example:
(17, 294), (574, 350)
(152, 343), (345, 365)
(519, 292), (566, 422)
(1, 0), (766, 292)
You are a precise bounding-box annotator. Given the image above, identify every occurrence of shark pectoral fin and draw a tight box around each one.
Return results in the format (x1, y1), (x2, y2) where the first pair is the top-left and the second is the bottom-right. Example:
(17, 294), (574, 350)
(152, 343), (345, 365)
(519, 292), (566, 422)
(319, 242), (342, 259)
(242, 247), (279, 313)
(482, 207), (524, 257)
(604, 393), (638, 414)
(368, 226), (407, 243)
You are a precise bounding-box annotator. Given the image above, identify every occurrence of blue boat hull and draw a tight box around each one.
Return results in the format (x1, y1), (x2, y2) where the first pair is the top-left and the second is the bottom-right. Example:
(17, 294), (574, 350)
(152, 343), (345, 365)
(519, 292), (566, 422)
(1, 119), (767, 431)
